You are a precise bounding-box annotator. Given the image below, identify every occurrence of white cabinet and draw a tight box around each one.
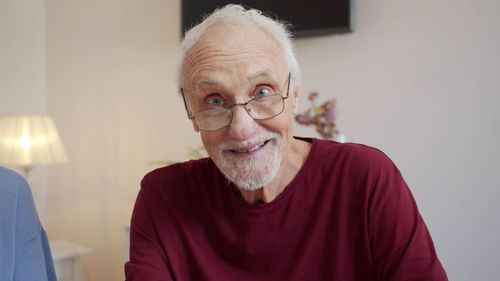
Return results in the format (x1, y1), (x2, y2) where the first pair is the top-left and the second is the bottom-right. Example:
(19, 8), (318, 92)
(50, 240), (92, 281)
(124, 223), (130, 261)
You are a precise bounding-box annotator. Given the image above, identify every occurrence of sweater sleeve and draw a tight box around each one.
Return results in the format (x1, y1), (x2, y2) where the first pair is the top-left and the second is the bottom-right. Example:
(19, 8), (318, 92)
(0, 167), (57, 281)
(125, 185), (174, 281)
(14, 229), (57, 281)
(365, 154), (448, 281)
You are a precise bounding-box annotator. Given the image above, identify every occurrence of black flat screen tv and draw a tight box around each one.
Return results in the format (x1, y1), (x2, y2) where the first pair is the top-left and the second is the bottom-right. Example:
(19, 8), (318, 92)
(181, 0), (354, 38)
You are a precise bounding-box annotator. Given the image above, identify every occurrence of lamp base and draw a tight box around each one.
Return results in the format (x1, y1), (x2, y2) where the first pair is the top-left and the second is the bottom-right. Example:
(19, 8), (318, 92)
(21, 166), (33, 179)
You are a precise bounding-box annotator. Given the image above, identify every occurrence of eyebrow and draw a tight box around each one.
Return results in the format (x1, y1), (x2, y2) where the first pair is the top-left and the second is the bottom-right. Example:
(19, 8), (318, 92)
(193, 78), (217, 90)
(192, 71), (279, 91)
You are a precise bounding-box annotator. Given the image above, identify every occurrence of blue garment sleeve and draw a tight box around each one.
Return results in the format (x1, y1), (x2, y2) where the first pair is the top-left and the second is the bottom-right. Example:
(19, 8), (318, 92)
(0, 167), (57, 281)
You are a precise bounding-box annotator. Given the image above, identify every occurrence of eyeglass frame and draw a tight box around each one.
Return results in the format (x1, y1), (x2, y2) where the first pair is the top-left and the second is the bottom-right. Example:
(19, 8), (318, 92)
(180, 72), (291, 131)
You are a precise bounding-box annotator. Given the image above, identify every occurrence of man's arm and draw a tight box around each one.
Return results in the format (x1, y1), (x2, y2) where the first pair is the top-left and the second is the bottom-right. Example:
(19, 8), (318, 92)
(125, 188), (174, 281)
(367, 163), (448, 281)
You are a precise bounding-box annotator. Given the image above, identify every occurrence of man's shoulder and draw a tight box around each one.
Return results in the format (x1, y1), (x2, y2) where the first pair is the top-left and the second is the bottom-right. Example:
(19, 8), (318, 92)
(305, 139), (405, 200)
(137, 158), (222, 210)
(140, 157), (215, 190)
(311, 138), (394, 168)
(302, 138), (401, 185)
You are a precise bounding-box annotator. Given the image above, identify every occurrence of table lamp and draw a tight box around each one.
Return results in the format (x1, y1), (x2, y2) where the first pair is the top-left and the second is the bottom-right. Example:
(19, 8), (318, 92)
(0, 114), (68, 178)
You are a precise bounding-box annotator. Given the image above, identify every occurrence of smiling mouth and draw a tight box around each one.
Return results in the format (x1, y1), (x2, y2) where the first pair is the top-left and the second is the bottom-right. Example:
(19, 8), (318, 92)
(229, 139), (271, 154)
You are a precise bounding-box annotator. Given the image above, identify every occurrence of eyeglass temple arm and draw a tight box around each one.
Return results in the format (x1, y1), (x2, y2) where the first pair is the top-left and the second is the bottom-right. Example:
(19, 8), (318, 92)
(285, 72), (291, 98)
(180, 88), (194, 120)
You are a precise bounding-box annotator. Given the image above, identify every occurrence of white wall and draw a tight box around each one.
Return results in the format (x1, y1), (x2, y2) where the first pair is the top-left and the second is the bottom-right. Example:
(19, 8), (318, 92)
(45, 0), (200, 280)
(293, 1), (500, 281)
(0, 0), (49, 222)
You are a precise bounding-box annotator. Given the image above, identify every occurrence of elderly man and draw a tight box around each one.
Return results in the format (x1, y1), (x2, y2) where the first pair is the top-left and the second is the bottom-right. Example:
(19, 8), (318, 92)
(125, 4), (447, 281)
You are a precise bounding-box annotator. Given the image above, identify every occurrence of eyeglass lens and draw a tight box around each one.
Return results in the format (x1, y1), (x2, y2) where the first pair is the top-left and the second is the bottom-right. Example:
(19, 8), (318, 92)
(195, 94), (285, 131)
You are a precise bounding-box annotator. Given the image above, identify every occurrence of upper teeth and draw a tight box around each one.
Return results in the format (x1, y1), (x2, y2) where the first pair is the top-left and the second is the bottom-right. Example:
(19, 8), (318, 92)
(234, 143), (264, 153)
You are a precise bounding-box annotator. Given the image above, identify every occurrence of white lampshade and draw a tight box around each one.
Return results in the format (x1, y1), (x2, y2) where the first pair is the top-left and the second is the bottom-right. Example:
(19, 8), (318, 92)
(0, 115), (68, 167)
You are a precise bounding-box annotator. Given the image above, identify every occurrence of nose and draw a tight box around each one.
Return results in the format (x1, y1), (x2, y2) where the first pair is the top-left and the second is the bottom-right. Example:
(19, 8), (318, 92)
(227, 105), (259, 141)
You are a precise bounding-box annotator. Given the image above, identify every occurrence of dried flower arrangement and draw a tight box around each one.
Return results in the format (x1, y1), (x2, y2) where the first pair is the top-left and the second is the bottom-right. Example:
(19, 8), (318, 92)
(295, 92), (343, 141)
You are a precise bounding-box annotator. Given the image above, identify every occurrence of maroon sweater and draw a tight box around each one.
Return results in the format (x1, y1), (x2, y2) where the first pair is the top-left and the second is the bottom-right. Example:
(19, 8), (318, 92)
(125, 138), (447, 281)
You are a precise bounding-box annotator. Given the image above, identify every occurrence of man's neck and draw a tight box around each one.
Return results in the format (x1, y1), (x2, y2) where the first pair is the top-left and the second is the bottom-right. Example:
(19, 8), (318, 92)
(231, 187), (266, 204)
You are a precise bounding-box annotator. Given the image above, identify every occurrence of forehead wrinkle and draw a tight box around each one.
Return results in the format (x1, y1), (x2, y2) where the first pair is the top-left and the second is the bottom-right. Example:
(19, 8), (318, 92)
(183, 27), (287, 90)
(187, 52), (281, 81)
(249, 71), (279, 84)
(187, 47), (280, 71)
(185, 58), (280, 92)
(184, 33), (284, 67)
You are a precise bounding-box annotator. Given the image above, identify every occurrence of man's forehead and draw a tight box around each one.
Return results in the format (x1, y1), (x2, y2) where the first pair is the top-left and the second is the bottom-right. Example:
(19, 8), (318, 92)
(181, 21), (289, 93)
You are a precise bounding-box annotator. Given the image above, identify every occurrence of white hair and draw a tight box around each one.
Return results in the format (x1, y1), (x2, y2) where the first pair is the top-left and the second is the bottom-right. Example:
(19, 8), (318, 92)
(177, 4), (301, 89)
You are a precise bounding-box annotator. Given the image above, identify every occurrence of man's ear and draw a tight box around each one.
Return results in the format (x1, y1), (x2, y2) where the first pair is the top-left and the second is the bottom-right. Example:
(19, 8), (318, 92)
(192, 119), (200, 132)
(180, 88), (199, 132)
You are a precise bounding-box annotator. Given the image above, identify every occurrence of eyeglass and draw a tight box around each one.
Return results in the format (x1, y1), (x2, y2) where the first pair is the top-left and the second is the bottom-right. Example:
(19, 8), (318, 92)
(181, 72), (291, 131)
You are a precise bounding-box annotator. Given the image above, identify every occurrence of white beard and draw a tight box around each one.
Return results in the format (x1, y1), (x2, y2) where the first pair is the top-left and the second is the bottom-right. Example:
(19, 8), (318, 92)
(212, 131), (282, 190)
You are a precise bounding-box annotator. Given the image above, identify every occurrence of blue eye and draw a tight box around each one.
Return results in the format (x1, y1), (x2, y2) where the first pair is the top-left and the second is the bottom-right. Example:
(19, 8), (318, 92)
(255, 88), (271, 97)
(207, 96), (224, 106)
